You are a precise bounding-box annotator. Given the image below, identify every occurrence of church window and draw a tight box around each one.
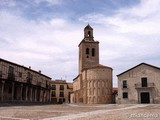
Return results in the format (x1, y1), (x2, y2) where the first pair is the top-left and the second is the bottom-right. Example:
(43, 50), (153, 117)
(88, 31), (91, 37)
(92, 48), (95, 56)
(86, 48), (89, 55)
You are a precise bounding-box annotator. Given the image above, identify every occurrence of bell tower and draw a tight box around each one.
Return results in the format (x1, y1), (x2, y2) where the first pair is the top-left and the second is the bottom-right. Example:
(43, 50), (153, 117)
(78, 24), (99, 73)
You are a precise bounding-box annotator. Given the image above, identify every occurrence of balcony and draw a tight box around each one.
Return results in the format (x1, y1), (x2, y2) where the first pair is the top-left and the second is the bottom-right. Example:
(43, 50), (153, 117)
(135, 83), (155, 89)
(26, 77), (32, 84)
(37, 82), (41, 87)
(7, 73), (15, 81)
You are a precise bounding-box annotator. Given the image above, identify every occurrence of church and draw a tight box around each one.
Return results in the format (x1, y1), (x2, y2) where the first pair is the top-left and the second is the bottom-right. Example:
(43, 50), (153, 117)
(71, 25), (113, 104)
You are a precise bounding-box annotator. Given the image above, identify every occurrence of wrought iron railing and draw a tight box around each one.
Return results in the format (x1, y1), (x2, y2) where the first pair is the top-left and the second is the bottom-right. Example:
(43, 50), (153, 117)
(135, 83), (155, 88)
(37, 82), (41, 87)
(7, 73), (15, 81)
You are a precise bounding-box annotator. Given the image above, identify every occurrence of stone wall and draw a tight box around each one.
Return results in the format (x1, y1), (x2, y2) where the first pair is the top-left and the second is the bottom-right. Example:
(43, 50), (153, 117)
(0, 59), (51, 103)
(118, 63), (160, 104)
(82, 67), (112, 104)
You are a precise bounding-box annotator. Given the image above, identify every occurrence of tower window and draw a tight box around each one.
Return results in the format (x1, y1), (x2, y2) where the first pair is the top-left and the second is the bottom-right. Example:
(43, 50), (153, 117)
(92, 48), (95, 56)
(86, 48), (89, 55)
(88, 31), (91, 37)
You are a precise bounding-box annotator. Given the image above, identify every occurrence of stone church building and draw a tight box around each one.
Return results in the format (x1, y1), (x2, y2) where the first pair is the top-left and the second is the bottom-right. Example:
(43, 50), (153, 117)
(72, 25), (113, 104)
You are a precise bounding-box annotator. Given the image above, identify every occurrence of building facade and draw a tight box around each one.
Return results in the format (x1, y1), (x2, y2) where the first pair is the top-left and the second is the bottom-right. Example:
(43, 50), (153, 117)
(50, 80), (73, 104)
(72, 25), (113, 104)
(117, 63), (160, 104)
(0, 58), (51, 103)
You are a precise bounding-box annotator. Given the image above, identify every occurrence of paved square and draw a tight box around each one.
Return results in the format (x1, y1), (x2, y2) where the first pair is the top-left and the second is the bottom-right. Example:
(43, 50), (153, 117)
(0, 104), (160, 120)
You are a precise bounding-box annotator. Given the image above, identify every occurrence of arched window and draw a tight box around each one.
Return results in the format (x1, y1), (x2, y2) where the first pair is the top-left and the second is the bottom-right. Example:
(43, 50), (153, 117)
(86, 48), (89, 54)
(92, 48), (95, 56)
(88, 31), (91, 37)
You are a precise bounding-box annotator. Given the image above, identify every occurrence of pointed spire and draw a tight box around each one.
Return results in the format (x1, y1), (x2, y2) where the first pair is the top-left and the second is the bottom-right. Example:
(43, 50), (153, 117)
(84, 24), (93, 30)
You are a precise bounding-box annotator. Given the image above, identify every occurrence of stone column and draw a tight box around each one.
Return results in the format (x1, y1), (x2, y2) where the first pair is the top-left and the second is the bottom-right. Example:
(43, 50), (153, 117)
(45, 90), (47, 102)
(49, 90), (51, 102)
(48, 90), (51, 102)
(96, 81), (98, 95)
(12, 82), (15, 101)
(20, 84), (23, 101)
(30, 87), (33, 102)
(1, 81), (5, 101)
(35, 88), (37, 102)
(44, 90), (46, 102)
(40, 89), (42, 102)
(42, 89), (44, 102)
(25, 86), (28, 101)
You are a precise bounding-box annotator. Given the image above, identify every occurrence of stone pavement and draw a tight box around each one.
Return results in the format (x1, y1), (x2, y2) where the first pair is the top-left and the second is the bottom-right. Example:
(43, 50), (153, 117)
(0, 104), (159, 120)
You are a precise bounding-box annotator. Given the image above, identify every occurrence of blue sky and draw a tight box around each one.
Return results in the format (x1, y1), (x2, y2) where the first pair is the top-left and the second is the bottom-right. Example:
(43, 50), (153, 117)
(0, 0), (160, 87)
(0, 0), (139, 20)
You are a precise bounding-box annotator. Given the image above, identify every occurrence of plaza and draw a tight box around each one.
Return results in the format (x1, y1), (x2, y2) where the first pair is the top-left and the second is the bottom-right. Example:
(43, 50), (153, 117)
(0, 104), (160, 120)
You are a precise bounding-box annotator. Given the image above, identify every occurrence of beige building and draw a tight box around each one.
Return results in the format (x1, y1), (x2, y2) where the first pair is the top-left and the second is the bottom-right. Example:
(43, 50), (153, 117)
(72, 24), (113, 104)
(50, 80), (73, 104)
(117, 63), (160, 104)
(0, 58), (51, 103)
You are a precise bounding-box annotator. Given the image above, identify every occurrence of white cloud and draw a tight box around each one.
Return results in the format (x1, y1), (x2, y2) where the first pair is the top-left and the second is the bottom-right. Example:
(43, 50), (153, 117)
(1, 0), (160, 87)
(0, 10), (82, 81)
(79, 0), (160, 86)
(125, 0), (160, 18)
(49, 18), (66, 27)
(33, 0), (62, 5)
(0, 0), (16, 7)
